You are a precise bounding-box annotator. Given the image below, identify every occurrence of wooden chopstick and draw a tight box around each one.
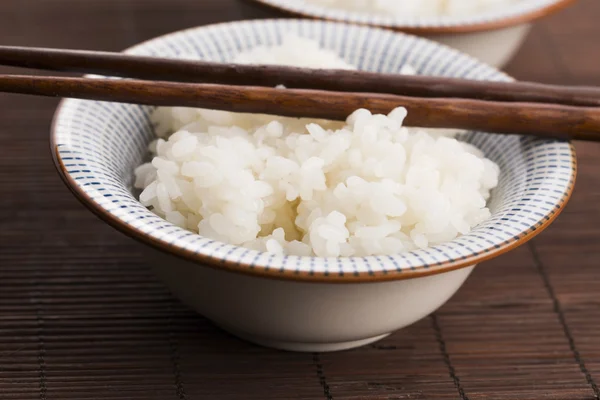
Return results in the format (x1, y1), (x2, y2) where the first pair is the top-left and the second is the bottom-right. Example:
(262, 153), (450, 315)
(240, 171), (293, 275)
(1, 74), (600, 141)
(1, 45), (600, 107)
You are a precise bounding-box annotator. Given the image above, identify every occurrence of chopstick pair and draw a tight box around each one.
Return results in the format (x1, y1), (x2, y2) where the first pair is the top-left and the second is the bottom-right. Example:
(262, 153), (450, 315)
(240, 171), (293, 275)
(0, 45), (599, 140)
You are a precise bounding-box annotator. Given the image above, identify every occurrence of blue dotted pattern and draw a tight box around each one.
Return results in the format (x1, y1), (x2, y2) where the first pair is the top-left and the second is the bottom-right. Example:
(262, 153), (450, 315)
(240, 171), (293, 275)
(53, 20), (575, 276)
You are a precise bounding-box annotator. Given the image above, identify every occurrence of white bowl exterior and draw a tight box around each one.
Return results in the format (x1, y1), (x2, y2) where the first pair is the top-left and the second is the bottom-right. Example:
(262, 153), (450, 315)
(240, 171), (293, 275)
(149, 249), (474, 352)
(427, 23), (531, 67)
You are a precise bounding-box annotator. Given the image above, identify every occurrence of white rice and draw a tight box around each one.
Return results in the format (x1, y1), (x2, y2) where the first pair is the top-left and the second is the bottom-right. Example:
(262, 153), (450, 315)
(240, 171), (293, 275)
(134, 35), (500, 257)
(303, 0), (518, 18)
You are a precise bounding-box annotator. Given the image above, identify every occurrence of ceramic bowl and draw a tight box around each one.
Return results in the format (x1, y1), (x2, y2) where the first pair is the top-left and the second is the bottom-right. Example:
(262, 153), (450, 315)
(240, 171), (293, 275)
(244, 0), (575, 67)
(51, 19), (576, 352)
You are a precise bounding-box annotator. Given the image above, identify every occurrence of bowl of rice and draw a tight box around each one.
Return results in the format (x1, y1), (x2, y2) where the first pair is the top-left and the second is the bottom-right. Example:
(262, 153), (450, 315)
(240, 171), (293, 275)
(244, 0), (575, 67)
(51, 19), (576, 352)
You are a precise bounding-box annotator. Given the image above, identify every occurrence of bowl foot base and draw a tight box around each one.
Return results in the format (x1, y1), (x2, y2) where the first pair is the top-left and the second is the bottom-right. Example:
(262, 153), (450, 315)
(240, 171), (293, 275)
(222, 327), (391, 352)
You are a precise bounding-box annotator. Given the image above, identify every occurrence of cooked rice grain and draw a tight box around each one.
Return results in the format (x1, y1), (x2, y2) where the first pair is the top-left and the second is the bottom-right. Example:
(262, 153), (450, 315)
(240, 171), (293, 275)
(134, 35), (499, 257)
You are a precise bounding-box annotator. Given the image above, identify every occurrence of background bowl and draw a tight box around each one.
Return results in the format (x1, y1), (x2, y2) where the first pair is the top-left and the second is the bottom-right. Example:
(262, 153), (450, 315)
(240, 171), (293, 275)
(244, 0), (575, 67)
(51, 19), (576, 352)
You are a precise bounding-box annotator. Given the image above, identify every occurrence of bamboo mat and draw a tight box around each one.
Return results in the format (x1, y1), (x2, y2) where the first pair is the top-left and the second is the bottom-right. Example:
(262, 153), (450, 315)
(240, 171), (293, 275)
(2, 222), (598, 399)
(1, 0), (600, 399)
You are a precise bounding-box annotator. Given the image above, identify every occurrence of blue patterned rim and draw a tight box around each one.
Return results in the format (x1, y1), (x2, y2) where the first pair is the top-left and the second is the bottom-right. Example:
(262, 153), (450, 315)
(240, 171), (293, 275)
(51, 19), (576, 282)
(249, 0), (575, 33)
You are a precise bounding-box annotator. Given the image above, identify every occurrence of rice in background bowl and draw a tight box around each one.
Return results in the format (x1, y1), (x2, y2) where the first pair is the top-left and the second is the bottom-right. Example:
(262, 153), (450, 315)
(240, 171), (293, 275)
(243, 0), (575, 66)
(303, 0), (521, 18)
(52, 20), (575, 352)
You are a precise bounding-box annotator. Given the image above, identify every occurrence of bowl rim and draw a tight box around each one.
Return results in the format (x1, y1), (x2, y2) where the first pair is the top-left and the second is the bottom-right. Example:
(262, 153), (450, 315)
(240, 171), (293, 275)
(50, 19), (578, 284)
(247, 0), (576, 34)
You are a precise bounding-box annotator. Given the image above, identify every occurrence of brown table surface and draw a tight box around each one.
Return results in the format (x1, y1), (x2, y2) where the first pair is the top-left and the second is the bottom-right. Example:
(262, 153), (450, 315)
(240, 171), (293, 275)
(1, 1), (599, 399)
